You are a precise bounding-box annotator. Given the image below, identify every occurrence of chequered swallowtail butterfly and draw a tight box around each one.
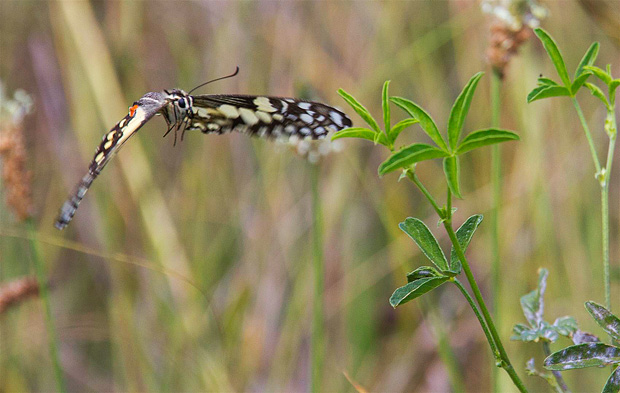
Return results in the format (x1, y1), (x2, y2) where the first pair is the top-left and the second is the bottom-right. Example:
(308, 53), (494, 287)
(55, 87), (351, 230)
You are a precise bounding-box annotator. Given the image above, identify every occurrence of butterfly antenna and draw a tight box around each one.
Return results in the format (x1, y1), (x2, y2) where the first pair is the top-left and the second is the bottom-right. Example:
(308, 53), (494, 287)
(188, 66), (240, 95)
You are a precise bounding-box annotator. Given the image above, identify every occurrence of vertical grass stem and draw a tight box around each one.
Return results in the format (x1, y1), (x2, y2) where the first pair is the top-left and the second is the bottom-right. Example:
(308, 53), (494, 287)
(26, 218), (67, 393)
(490, 69), (502, 391)
(310, 164), (324, 393)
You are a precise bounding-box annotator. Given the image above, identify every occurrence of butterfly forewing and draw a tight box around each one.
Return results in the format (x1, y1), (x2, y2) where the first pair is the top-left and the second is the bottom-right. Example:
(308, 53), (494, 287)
(190, 95), (351, 139)
(55, 92), (168, 230)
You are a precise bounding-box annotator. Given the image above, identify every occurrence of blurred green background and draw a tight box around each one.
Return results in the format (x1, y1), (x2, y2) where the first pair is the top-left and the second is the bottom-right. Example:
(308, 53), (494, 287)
(1, 1), (619, 391)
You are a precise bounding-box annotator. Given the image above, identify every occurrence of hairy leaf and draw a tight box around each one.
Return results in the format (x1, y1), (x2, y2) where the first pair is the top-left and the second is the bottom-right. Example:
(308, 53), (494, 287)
(449, 214), (483, 274)
(399, 218), (448, 271)
(527, 85), (571, 103)
(390, 118), (419, 142)
(331, 127), (389, 146)
(534, 28), (571, 88)
(443, 156), (461, 199)
(584, 83), (610, 108)
(382, 81), (391, 139)
(378, 143), (448, 175)
(602, 366), (620, 393)
(390, 97), (448, 151)
(406, 265), (444, 282)
(544, 343), (620, 371)
(585, 301), (620, 341)
(584, 65), (612, 85)
(338, 88), (382, 133)
(574, 42), (599, 80)
(521, 268), (549, 328)
(389, 276), (450, 307)
(448, 72), (484, 150)
(456, 128), (519, 154)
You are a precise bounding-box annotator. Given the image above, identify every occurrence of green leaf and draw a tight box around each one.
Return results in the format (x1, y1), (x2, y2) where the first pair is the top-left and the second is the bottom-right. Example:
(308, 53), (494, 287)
(390, 97), (448, 152)
(382, 81), (391, 139)
(527, 85), (571, 103)
(389, 276), (450, 307)
(331, 127), (389, 146)
(456, 128), (519, 155)
(571, 72), (593, 94)
(448, 72), (484, 151)
(543, 343), (620, 370)
(443, 156), (461, 199)
(512, 324), (541, 342)
(537, 77), (559, 86)
(521, 268), (549, 328)
(448, 214), (483, 274)
(584, 83), (611, 108)
(399, 217), (449, 271)
(584, 65), (612, 85)
(378, 143), (449, 175)
(539, 321), (560, 342)
(609, 79), (619, 105)
(574, 42), (599, 80)
(602, 366), (620, 393)
(338, 88), (382, 133)
(406, 265), (444, 282)
(389, 118), (419, 142)
(585, 301), (620, 341)
(534, 28), (572, 89)
(552, 316), (578, 337)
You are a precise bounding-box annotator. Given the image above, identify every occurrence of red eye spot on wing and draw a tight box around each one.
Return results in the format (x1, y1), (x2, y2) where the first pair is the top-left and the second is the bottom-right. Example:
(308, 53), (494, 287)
(129, 104), (138, 117)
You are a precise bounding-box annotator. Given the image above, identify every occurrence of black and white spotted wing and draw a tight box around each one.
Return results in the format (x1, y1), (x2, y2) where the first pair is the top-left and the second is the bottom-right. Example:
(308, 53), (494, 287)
(187, 95), (351, 139)
(55, 89), (351, 230)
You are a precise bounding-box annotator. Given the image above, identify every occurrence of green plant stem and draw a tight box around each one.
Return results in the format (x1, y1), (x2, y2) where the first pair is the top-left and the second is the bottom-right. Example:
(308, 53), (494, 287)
(310, 164), (324, 393)
(542, 341), (571, 393)
(490, 69), (502, 392)
(571, 97), (612, 311)
(601, 184), (611, 311)
(571, 97), (602, 174)
(405, 170), (443, 215)
(443, 216), (527, 392)
(452, 279), (498, 357)
(26, 218), (67, 393)
(405, 173), (527, 392)
(602, 111), (617, 312)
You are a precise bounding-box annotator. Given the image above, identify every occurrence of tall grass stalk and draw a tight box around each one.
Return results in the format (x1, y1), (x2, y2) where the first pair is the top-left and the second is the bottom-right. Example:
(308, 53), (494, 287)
(310, 164), (324, 392)
(26, 218), (66, 393)
(571, 97), (612, 311)
(490, 69), (502, 392)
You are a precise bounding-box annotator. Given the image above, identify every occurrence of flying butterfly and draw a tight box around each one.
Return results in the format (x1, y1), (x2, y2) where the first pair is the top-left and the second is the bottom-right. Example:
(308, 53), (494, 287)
(55, 69), (352, 230)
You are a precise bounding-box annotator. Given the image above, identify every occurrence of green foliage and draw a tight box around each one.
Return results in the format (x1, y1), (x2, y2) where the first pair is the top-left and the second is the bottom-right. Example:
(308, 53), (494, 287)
(455, 129), (519, 155)
(528, 28), (599, 102)
(542, 301), (620, 393)
(337, 75), (518, 199)
(443, 156), (461, 198)
(586, 301), (620, 342)
(390, 266), (450, 307)
(335, 85), (419, 150)
(378, 144), (448, 175)
(334, 75), (526, 391)
(544, 343), (620, 370)
(512, 269), (577, 343)
(399, 218), (448, 272)
(449, 215), (483, 275)
(448, 72), (484, 150)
